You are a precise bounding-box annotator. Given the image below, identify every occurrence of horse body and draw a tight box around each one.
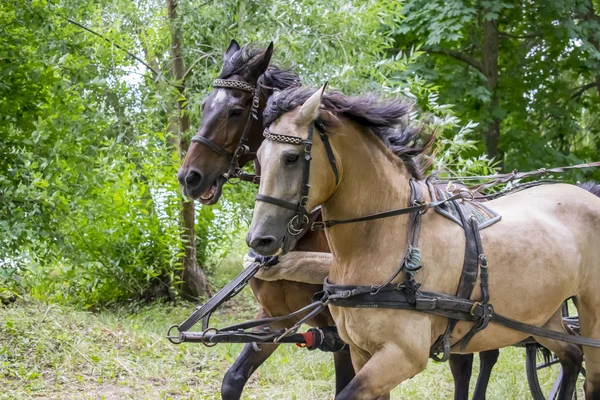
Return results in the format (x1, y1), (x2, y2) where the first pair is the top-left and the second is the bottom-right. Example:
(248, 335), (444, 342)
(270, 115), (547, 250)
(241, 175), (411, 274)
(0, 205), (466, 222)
(249, 87), (600, 399)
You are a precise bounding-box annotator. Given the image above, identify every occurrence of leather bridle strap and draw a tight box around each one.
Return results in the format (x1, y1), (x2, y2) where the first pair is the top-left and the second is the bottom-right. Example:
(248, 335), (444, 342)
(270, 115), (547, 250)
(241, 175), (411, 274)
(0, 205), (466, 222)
(255, 194), (298, 211)
(257, 122), (342, 235)
(256, 122), (321, 235)
(191, 135), (234, 160)
(311, 192), (469, 231)
(190, 78), (261, 179)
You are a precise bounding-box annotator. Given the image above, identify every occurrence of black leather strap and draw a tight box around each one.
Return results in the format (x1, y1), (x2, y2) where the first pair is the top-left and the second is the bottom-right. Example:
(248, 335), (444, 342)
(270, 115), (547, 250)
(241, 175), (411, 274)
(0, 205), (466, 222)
(322, 279), (600, 349)
(190, 135), (234, 159)
(255, 194), (299, 211)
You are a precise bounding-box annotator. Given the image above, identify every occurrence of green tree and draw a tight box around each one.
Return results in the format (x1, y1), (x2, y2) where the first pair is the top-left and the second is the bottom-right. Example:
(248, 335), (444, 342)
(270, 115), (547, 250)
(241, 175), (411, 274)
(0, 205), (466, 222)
(393, 0), (600, 175)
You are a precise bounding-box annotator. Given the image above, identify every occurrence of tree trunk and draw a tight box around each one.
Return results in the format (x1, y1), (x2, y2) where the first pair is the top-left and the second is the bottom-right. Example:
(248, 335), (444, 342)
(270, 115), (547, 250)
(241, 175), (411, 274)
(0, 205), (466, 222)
(167, 0), (209, 299)
(482, 4), (503, 169)
(586, 1), (600, 98)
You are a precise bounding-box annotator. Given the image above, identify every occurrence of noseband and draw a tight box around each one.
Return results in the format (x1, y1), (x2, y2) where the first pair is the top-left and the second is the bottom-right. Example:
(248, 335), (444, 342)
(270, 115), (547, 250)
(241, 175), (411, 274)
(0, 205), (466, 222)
(256, 121), (339, 235)
(190, 79), (260, 181)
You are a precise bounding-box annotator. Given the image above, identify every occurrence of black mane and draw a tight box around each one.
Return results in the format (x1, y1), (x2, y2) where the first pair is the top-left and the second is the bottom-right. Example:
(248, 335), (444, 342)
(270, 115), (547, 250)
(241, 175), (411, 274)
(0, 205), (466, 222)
(264, 87), (431, 178)
(219, 44), (300, 91)
(578, 181), (600, 198)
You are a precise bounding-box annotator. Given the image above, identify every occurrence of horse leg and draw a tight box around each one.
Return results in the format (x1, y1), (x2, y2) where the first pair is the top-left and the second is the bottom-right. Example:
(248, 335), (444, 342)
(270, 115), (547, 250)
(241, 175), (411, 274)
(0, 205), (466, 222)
(221, 307), (280, 400)
(472, 349), (500, 400)
(221, 341), (279, 400)
(574, 296), (600, 400)
(335, 344), (427, 400)
(334, 346), (356, 395)
(533, 310), (583, 400)
(449, 354), (473, 400)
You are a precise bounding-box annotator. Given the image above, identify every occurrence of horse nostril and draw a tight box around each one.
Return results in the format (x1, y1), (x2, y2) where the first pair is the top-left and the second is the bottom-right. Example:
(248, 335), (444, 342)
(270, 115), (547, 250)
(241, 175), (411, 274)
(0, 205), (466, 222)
(249, 235), (278, 255)
(177, 169), (187, 186)
(185, 171), (202, 187)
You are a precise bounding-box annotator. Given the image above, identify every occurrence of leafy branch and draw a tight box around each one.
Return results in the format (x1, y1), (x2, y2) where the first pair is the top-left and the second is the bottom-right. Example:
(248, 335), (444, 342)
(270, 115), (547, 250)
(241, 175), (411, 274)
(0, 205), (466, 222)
(54, 13), (160, 77)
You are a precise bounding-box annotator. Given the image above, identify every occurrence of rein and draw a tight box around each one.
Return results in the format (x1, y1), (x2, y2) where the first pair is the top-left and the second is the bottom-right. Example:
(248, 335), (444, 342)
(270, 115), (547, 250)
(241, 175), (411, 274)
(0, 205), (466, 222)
(190, 78), (261, 182)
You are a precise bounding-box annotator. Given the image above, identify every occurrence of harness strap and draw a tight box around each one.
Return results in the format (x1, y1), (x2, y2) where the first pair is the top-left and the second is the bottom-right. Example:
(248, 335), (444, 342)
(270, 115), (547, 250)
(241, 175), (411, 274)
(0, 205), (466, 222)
(322, 280), (600, 349)
(311, 192), (469, 231)
(317, 128), (339, 185)
(255, 194), (299, 211)
(190, 135), (234, 159)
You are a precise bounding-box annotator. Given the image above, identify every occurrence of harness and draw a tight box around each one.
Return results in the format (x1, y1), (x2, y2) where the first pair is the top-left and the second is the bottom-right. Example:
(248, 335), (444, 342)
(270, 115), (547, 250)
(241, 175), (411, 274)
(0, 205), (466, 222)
(190, 78), (261, 183)
(253, 120), (600, 361)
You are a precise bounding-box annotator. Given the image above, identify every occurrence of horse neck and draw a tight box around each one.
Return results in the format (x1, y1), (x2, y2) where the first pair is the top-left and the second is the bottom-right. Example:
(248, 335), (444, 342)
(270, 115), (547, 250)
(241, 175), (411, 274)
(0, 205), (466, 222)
(323, 124), (414, 285)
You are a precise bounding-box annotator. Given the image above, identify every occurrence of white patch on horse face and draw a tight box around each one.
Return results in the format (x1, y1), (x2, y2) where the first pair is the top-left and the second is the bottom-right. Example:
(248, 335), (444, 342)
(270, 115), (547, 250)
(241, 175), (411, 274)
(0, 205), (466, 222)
(211, 90), (228, 107)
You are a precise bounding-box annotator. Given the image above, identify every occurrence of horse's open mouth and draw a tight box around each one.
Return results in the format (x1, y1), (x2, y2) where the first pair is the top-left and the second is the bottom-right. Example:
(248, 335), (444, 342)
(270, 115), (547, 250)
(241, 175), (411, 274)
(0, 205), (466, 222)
(197, 177), (225, 205)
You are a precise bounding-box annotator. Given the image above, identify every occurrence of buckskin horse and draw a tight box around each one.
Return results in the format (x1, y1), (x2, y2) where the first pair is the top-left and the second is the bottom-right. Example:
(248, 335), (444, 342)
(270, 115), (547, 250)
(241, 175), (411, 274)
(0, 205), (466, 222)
(246, 85), (600, 399)
(178, 40), (576, 400)
(177, 42), (580, 399)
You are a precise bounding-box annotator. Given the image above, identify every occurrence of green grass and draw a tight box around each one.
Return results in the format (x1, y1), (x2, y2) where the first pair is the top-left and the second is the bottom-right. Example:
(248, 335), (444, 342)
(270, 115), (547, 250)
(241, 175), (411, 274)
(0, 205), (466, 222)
(0, 299), (583, 399)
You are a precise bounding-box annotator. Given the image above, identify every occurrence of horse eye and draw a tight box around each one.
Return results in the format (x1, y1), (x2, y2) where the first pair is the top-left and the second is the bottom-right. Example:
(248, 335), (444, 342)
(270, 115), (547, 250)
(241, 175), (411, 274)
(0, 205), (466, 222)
(230, 109), (244, 117)
(285, 154), (299, 165)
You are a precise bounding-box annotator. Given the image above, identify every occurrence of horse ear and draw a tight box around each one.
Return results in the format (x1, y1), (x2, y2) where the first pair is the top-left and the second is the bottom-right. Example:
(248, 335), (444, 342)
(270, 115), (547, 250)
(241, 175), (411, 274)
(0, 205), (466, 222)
(224, 39), (241, 62)
(296, 83), (328, 125)
(255, 42), (274, 75)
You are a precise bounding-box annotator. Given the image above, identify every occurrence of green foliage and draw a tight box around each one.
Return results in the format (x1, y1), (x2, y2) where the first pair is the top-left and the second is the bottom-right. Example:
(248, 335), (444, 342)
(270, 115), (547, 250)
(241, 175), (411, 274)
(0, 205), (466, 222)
(393, 0), (600, 178)
(2, 0), (595, 307)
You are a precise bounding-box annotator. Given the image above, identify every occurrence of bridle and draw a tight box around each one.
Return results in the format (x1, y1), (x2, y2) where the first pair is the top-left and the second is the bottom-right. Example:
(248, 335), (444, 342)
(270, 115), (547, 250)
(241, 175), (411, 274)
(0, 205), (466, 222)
(256, 121), (340, 235)
(190, 78), (261, 182)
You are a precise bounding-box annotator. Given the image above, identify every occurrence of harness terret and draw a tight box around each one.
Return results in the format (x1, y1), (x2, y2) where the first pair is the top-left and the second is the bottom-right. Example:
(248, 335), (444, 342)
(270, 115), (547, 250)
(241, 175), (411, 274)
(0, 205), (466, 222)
(190, 78), (261, 183)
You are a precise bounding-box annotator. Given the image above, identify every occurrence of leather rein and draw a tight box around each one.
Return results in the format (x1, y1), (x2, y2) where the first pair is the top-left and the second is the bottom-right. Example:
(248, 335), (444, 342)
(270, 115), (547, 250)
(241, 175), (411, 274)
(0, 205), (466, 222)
(190, 78), (261, 184)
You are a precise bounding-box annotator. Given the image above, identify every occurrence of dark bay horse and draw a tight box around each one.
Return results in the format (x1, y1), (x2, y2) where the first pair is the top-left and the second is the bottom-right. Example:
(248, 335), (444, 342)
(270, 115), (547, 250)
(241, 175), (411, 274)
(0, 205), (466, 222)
(178, 41), (506, 399)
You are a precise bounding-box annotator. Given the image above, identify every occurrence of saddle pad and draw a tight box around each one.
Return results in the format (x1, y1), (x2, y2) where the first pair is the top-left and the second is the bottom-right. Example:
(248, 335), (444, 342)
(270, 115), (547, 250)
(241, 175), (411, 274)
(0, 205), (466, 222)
(243, 251), (332, 285)
(427, 183), (501, 230)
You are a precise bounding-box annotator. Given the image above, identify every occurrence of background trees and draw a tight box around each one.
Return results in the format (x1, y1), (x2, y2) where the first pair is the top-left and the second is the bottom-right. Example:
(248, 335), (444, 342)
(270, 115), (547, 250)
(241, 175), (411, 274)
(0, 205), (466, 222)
(1, 0), (598, 306)
(393, 0), (600, 171)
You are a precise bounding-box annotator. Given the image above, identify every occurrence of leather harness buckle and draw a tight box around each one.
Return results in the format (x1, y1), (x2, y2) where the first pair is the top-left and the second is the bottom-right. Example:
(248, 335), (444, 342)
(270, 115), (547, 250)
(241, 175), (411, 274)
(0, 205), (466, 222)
(311, 221), (326, 231)
(470, 301), (481, 318)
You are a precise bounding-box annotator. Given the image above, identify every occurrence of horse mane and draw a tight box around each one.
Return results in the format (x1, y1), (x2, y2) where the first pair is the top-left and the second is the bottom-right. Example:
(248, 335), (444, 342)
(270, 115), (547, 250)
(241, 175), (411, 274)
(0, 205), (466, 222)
(578, 181), (600, 198)
(219, 44), (300, 91)
(264, 87), (433, 178)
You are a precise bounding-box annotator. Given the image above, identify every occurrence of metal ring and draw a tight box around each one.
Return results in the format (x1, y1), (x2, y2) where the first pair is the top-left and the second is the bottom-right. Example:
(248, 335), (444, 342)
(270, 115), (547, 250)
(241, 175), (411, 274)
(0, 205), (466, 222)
(288, 215), (309, 236)
(227, 176), (241, 185)
(459, 188), (475, 202)
(201, 327), (219, 348)
(446, 181), (456, 194)
(166, 325), (183, 344)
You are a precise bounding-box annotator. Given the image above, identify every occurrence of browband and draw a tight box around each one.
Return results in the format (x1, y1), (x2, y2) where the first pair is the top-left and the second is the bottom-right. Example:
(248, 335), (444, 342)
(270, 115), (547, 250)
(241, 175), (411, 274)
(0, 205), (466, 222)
(212, 79), (255, 93)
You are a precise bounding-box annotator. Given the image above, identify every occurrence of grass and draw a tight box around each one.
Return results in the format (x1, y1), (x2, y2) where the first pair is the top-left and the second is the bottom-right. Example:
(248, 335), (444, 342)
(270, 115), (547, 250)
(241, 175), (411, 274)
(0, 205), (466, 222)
(0, 298), (584, 399)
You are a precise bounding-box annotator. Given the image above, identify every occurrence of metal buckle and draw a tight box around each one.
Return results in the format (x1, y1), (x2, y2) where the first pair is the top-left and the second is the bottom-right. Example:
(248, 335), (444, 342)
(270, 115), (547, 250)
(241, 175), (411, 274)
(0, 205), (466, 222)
(310, 221), (326, 231)
(304, 141), (312, 154)
(478, 254), (488, 268)
(470, 301), (481, 318)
